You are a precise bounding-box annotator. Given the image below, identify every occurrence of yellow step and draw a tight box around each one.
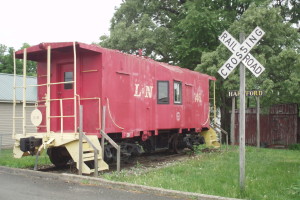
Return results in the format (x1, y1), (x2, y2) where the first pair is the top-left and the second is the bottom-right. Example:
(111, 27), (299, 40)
(65, 135), (109, 174)
(83, 153), (103, 162)
(82, 143), (94, 151)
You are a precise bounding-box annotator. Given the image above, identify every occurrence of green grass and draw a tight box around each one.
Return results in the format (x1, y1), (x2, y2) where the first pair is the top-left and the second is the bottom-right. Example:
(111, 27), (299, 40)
(103, 146), (300, 200)
(0, 149), (51, 168)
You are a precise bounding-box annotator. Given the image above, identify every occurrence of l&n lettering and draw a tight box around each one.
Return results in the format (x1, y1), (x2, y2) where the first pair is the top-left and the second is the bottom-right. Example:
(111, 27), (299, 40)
(134, 84), (153, 98)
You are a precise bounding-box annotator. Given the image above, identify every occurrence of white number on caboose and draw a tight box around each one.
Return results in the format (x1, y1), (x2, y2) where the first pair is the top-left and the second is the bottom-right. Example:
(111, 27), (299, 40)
(134, 84), (153, 98)
(194, 88), (203, 104)
(195, 93), (202, 103)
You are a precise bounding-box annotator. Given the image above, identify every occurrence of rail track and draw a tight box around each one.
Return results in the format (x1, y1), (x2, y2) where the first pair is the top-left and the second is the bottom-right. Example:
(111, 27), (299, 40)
(37, 149), (194, 175)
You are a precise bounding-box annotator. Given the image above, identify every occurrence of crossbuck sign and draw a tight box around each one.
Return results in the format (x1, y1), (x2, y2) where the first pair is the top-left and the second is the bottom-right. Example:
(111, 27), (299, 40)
(217, 26), (265, 191)
(218, 27), (265, 79)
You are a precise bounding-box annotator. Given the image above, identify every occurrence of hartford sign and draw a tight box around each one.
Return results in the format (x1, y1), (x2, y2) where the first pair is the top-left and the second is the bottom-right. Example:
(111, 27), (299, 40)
(218, 27), (265, 79)
(228, 90), (264, 97)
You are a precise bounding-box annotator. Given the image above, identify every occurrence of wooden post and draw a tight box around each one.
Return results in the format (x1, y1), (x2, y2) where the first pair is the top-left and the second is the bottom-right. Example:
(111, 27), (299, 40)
(78, 105), (83, 175)
(256, 96), (260, 148)
(94, 149), (99, 177)
(239, 32), (246, 191)
(117, 146), (121, 172)
(231, 97), (236, 145)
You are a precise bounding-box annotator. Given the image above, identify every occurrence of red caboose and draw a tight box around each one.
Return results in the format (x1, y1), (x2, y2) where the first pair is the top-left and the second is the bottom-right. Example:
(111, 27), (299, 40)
(13, 42), (218, 173)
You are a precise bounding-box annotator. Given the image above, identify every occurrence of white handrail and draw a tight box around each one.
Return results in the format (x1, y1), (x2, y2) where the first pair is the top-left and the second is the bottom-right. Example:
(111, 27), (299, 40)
(22, 49), (27, 136)
(106, 98), (124, 130)
(46, 46), (51, 134)
(73, 42), (77, 134)
(12, 51), (16, 139)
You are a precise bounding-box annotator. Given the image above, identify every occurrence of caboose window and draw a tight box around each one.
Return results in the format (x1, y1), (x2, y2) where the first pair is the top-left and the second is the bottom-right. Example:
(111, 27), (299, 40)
(157, 81), (169, 104)
(64, 72), (73, 89)
(174, 81), (182, 104)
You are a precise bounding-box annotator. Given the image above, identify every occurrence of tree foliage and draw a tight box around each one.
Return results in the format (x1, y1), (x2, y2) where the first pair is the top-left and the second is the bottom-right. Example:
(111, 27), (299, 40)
(0, 43), (36, 76)
(196, 5), (300, 128)
(100, 0), (185, 62)
(100, 0), (298, 69)
(272, 0), (300, 26)
(173, 0), (270, 69)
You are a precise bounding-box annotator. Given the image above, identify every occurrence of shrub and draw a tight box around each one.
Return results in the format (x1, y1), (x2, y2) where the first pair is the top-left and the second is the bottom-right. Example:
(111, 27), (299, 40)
(288, 144), (300, 151)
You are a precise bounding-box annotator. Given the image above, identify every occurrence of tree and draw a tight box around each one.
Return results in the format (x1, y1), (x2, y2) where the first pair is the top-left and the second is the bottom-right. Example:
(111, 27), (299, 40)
(0, 43), (36, 76)
(173, 0), (268, 69)
(100, 0), (278, 69)
(272, 0), (300, 30)
(100, 0), (185, 63)
(20, 43), (36, 76)
(101, 0), (298, 68)
(196, 4), (300, 132)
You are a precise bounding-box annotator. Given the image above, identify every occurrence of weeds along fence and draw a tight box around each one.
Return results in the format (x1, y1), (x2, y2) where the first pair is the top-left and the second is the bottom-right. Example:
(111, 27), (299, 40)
(0, 134), (13, 150)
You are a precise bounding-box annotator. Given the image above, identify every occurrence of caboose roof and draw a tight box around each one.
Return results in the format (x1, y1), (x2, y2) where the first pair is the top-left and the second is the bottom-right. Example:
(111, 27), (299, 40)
(15, 42), (102, 61)
(15, 42), (216, 81)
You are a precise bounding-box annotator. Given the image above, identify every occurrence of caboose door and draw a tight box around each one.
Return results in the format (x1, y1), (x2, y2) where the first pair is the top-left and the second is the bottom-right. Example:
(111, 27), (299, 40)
(80, 54), (102, 135)
(57, 62), (75, 132)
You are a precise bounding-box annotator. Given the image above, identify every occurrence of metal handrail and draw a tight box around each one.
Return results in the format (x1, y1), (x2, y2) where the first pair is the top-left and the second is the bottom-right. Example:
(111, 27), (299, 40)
(78, 105), (99, 177)
(77, 96), (102, 131)
(101, 106), (120, 172)
(101, 130), (121, 172)
(82, 134), (99, 177)
(28, 81), (75, 87)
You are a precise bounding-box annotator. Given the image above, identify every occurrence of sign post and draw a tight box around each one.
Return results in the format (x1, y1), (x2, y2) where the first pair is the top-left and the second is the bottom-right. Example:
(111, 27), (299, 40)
(256, 96), (260, 148)
(218, 27), (265, 190)
(239, 32), (246, 190)
(230, 96), (235, 145)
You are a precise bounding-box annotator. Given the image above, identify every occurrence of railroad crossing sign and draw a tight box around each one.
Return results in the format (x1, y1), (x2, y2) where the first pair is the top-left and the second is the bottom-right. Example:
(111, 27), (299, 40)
(217, 26), (265, 191)
(218, 27), (265, 79)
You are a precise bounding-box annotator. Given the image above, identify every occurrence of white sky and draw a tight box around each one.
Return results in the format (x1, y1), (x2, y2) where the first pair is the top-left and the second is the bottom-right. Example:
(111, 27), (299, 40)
(0, 0), (123, 50)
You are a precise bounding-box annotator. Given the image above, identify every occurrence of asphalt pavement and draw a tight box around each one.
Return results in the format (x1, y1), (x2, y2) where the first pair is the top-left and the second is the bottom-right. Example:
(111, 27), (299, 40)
(0, 171), (180, 200)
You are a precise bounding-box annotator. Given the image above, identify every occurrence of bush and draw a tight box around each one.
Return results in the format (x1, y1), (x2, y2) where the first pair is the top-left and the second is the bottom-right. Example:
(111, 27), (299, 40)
(288, 144), (300, 151)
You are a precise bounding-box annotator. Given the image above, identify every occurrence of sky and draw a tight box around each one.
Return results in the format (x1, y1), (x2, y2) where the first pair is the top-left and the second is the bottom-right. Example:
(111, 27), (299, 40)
(0, 0), (123, 50)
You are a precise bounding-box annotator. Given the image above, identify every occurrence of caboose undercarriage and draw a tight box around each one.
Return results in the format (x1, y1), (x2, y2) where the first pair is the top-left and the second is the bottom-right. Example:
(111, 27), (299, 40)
(103, 130), (206, 164)
(14, 128), (219, 171)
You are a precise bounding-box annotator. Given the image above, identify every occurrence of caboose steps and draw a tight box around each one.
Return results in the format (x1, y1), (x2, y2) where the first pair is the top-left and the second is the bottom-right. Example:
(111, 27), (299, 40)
(200, 128), (221, 147)
(65, 135), (109, 174)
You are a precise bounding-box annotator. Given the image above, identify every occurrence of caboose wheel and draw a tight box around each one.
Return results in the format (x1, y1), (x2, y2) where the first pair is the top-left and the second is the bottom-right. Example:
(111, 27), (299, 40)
(47, 147), (71, 167)
(169, 133), (184, 154)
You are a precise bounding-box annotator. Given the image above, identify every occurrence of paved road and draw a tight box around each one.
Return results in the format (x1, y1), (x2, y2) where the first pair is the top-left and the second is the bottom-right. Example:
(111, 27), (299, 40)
(0, 171), (182, 200)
